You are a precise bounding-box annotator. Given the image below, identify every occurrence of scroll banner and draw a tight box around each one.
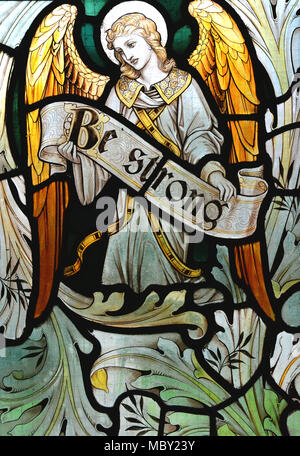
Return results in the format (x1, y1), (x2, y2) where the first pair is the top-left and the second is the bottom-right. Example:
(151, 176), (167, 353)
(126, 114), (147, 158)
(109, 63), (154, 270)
(39, 101), (268, 239)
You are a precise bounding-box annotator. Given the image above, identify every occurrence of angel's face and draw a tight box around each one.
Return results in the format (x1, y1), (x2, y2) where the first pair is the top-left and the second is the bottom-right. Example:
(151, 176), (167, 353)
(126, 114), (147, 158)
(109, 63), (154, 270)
(113, 34), (153, 71)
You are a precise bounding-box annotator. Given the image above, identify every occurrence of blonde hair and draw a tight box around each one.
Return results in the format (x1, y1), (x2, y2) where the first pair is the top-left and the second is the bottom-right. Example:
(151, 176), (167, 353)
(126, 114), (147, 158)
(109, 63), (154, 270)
(106, 13), (175, 79)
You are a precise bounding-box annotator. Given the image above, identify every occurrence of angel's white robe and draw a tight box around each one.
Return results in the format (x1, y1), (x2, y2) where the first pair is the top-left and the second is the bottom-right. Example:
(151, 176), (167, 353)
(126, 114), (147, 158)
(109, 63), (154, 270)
(72, 69), (225, 304)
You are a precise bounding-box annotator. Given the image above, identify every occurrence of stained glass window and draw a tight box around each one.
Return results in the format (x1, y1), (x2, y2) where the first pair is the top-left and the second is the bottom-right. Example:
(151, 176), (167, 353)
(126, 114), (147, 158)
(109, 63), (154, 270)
(0, 0), (299, 440)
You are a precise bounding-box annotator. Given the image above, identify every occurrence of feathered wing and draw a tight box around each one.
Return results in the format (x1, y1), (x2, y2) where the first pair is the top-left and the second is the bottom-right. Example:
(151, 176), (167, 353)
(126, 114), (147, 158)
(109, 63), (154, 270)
(25, 4), (109, 319)
(188, 0), (275, 320)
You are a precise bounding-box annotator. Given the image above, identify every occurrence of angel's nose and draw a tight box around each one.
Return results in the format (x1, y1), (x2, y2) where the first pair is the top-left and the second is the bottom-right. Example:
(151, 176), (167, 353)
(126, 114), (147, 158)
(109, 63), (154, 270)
(123, 50), (133, 62)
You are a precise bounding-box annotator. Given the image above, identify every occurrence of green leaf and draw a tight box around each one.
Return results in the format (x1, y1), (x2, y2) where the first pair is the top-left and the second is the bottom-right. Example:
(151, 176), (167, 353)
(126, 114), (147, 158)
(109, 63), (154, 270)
(36, 355), (44, 369)
(0, 306), (111, 435)
(207, 360), (219, 368)
(274, 200), (289, 207)
(229, 353), (239, 360)
(287, 410), (300, 436)
(237, 349), (255, 359)
(96, 337), (231, 409)
(125, 417), (142, 424)
(96, 338), (267, 437)
(263, 417), (282, 436)
(0, 400), (42, 424)
(20, 352), (42, 360)
(125, 425), (146, 431)
(119, 395), (160, 436)
(263, 389), (287, 436)
(207, 348), (219, 362)
(236, 331), (244, 348)
(148, 413), (160, 424)
(5, 257), (12, 277)
(0, 284), (5, 300)
(273, 177), (284, 188)
(137, 429), (150, 436)
(122, 403), (136, 415)
(217, 424), (237, 436)
(168, 412), (210, 436)
(279, 158), (284, 179)
(287, 161), (294, 183)
(241, 333), (253, 348)
(10, 259), (20, 277)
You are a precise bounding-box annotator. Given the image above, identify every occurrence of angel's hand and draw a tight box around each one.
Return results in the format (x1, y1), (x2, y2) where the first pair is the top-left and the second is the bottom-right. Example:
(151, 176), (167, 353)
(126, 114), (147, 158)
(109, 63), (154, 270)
(208, 171), (237, 202)
(58, 140), (80, 163)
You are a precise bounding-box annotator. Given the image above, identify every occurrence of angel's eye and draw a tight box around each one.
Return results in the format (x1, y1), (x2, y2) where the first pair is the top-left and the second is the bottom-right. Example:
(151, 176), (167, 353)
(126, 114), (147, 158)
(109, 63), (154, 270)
(127, 41), (136, 48)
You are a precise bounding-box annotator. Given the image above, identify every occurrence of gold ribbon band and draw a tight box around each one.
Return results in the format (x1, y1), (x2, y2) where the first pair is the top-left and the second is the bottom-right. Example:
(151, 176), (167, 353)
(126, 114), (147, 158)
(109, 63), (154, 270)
(64, 231), (103, 277)
(135, 107), (201, 277)
(64, 196), (134, 277)
(147, 211), (202, 278)
(107, 195), (134, 236)
(136, 106), (166, 129)
(134, 107), (182, 158)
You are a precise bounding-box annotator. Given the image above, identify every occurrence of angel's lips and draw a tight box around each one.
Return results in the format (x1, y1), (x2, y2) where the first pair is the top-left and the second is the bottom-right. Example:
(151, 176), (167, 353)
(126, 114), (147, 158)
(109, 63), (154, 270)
(130, 58), (139, 66)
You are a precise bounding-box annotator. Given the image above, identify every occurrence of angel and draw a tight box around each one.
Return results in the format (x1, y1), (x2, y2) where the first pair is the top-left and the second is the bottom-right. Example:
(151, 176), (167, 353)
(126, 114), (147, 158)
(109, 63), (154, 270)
(58, 4), (238, 300)
(23, 0), (275, 323)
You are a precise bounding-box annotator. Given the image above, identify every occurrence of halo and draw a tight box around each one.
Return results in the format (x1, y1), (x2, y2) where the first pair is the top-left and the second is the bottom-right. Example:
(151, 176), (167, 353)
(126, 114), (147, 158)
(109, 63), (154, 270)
(100, 1), (168, 64)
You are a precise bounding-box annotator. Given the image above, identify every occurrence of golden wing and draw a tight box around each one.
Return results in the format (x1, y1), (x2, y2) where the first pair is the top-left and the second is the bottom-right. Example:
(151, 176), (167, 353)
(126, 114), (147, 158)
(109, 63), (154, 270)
(188, 0), (275, 320)
(188, 0), (259, 163)
(25, 4), (109, 319)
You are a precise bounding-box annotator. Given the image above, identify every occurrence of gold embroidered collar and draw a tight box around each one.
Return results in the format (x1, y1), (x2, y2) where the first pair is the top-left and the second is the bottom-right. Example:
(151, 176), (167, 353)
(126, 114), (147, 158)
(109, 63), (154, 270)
(116, 68), (192, 108)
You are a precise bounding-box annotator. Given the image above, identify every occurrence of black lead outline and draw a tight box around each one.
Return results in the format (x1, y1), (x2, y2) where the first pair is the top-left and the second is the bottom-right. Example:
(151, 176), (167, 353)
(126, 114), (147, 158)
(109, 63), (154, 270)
(0, 0), (299, 438)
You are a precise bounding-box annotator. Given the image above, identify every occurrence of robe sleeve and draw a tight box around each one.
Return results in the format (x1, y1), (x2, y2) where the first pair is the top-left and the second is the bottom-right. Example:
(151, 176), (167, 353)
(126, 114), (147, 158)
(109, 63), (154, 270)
(70, 87), (127, 206)
(67, 89), (124, 206)
(73, 87), (127, 206)
(105, 86), (122, 112)
(72, 155), (111, 206)
(39, 144), (110, 206)
(177, 79), (226, 181)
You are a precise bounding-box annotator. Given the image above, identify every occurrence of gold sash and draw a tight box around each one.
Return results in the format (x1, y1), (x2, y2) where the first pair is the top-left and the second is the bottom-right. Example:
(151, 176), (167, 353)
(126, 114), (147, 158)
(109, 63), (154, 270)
(148, 211), (202, 277)
(134, 107), (202, 278)
(64, 196), (134, 277)
(134, 107), (182, 158)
